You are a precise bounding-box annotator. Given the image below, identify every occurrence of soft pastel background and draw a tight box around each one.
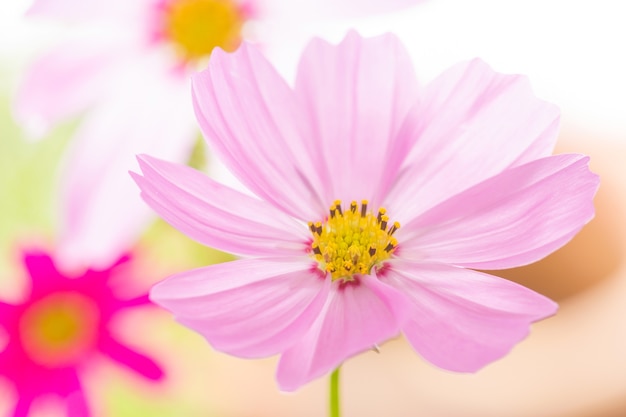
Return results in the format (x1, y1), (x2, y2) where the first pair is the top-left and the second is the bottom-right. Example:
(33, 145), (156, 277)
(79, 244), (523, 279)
(1, 0), (625, 416)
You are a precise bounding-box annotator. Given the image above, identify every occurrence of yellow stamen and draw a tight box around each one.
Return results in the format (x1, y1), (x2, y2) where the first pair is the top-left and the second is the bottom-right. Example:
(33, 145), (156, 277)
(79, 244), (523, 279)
(164, 0), (245, 62)
(310, 200), (400, 281)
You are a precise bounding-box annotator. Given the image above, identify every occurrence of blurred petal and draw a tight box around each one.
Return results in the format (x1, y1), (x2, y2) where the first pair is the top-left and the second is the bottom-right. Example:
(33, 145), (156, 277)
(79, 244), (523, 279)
(99, 336), (164, 380)
(294, 32), (419, 206)
(192, 43), (325, 221)
(56, 62), (196, 270)
(134, 155), (309, 257)
(276, 275), (410, 391)
(399, 154), (599, 269)
(384, 260), (557, 372)
(385, 59), (561, 222)
(27, 0), (153, 22)
(22, 251), (64, 292)
(14, 40), (122, 139)
(66, 387), (90, 417)
(152, 258), (329, 357)
(116, 294), (151, 309)
(0, 301), (14, 325)
(12, 396), (33, 417)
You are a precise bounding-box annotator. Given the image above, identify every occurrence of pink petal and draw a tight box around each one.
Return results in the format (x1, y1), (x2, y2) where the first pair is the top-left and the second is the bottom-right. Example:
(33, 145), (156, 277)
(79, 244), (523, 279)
(294, 32), (419, 207)
(383, 260), (557, 372)
(384, 59), (561, 223)
(12, 396), (33, 417)
(56, 63), (197, 270)
(276, 274), (410, 391)
(99, 336), (164, 380)
(116, 294), (151, 309)
(192, 43), (326, 221)
(13, 40), (122, 138)
(22, 251), (64, 292)
(66, 388), (90, 417)
(27, 0), (154, 22)
(399, 154), (599, 269)
(0, 301), (14, 325)
(134, 155), (310, 257)
(151, 258), (329, 358)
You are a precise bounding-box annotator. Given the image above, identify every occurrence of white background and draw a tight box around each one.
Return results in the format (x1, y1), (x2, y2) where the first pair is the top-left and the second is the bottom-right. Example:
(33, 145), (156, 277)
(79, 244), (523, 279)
(2, 0), (625, 143)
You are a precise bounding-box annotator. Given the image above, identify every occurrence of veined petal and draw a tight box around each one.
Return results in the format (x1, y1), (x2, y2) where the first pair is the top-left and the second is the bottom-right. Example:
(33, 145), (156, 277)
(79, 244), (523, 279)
(295, 32), (419, 207)
(56, 63), (197, 270)
(399, 154), (599, 269)
(384, 261), (557, 372)
(134, 155), (309, 257)
(192, 43), (325, 221)
(384, 59), (560, 222)
(276, 275), (410, 391)
(151, 258), (329, 358)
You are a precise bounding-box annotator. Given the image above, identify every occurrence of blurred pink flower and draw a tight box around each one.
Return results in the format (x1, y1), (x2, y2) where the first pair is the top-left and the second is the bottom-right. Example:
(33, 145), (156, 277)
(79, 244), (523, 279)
(133, 32), (599, 390)
(14, 0), (424, 272)
(0, 249), (163, 417)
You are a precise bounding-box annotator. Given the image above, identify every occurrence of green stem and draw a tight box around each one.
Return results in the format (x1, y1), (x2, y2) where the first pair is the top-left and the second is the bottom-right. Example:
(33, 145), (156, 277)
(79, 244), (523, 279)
(329, 367), (341, 417)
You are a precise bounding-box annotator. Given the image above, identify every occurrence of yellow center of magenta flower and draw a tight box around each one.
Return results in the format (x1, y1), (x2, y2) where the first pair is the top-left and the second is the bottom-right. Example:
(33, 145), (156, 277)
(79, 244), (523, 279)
(164, 0), (245, 62)
(19, 292), (99, 368)
(310, 200), (400, 282)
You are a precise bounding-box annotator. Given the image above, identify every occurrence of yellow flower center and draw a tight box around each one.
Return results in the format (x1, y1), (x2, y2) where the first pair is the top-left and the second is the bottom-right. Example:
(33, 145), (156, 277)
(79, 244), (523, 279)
(19, 292), (99, 368)
(163, 0), (245, 62)
(310, 200), (400, 282)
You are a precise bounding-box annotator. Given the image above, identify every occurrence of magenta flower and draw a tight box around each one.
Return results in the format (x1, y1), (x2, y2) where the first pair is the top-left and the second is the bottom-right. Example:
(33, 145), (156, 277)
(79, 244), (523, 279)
(133, 32), (599, 390)
(0, 249), (163, 417)
(14, 0), (424, 272)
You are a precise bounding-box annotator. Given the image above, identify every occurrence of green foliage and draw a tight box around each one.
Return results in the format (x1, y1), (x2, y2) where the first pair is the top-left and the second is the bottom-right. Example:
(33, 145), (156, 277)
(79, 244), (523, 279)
(0, 88), (75, 273)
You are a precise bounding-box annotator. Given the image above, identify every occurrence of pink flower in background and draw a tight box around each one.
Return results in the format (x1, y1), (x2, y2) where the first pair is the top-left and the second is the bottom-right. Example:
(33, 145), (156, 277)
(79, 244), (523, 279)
(133, 32), (599, 390)
(0, 249), (163, 417)
(14, 0), (424, 272)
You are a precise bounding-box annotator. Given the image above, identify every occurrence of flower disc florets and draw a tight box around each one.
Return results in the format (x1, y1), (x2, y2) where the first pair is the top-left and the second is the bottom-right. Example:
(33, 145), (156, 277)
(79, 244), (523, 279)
(164, 0), (245, 61)
(19, 292), (99, 367)
(309, 200), (400, 281)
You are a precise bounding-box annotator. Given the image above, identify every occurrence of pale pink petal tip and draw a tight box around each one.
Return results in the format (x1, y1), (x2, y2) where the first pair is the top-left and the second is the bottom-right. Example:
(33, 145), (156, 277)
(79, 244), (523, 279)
(386, 261), (557, 372)
(400, 154), (599, 270)
(383, 57), (562, 223)
(14, 41), (116, 136)
(150, 258), (329, 359)
(133, 154), (309, 258)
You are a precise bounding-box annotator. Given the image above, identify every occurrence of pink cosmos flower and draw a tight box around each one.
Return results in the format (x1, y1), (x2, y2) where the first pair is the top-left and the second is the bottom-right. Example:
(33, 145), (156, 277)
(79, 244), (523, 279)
(14, 0), (424, 272)
(0, 249), (163, 417)
(132, 32), (599, 390)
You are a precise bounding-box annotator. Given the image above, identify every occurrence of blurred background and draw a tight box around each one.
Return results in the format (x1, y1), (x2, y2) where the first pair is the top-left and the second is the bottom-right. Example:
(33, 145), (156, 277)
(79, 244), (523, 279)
(1, 0), (625, 416)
